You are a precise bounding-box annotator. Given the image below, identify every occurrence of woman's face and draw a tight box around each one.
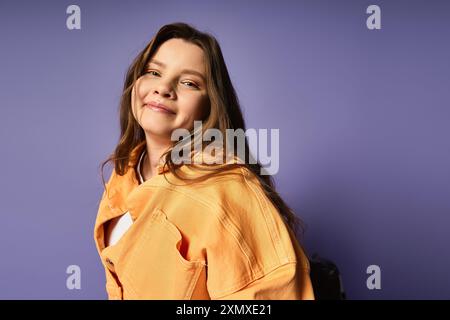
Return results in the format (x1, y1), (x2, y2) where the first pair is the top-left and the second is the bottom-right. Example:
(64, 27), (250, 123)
(131, 38), (209, 141)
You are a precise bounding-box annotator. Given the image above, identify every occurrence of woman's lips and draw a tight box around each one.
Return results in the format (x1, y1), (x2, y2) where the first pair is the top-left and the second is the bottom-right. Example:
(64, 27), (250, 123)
(144, 102), (176, 115)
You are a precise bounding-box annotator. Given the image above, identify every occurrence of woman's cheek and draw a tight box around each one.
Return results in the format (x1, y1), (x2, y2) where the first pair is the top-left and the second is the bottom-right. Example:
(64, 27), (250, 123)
(135, 78), (148, 101)
(131, 80), (145, 119)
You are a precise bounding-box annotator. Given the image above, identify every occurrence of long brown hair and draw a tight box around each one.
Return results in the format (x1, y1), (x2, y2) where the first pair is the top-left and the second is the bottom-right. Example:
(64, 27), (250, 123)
(100, 22), (305, 237)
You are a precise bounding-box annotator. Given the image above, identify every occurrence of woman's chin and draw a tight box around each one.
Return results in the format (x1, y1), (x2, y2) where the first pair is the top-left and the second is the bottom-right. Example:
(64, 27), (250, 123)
(141, 125), (174, 140)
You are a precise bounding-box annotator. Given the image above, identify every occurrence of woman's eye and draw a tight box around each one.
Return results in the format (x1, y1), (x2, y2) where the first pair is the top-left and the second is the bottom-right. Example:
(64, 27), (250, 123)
(183, 81), (199, 89)
(145, 70), (159, 76)
(145, 70), (199, 89)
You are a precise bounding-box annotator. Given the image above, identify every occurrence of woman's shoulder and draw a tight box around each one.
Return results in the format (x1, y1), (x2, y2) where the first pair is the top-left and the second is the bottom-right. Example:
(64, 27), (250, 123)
(177, 165), (306, 265)
(170, 164), (262, 205)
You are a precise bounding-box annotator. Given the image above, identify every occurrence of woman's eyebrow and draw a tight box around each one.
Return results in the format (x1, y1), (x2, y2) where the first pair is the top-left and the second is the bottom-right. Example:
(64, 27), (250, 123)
(147, 59), (206, 82)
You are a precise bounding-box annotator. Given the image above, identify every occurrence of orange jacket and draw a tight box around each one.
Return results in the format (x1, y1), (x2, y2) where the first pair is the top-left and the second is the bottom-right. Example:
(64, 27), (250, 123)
(94, 142), (315, 300)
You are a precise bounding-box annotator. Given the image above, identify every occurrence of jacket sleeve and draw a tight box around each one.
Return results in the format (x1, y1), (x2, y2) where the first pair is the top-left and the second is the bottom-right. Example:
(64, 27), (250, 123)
(204, 168), (315, 300)
(214, 262), (315, 300)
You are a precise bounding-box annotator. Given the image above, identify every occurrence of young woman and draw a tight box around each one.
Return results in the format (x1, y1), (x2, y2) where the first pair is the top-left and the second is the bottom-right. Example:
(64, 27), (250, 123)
(94, 22), (315, 300)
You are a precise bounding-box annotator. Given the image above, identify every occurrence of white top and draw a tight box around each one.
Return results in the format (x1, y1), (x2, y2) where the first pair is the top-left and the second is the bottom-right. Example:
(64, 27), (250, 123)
(105, 149), (146, 247)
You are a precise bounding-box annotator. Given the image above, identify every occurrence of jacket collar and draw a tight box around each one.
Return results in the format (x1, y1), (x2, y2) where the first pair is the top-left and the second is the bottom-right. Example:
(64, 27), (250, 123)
(105, 141), (243, 215)
(104, 141), (167, 215)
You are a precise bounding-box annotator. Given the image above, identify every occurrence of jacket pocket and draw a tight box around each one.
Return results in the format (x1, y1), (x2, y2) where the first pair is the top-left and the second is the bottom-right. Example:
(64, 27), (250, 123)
(120, 208), (206, 299)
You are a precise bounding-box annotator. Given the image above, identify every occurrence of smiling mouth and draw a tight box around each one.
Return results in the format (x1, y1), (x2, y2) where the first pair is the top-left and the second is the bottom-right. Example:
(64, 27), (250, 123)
(143, 102), (176, 115)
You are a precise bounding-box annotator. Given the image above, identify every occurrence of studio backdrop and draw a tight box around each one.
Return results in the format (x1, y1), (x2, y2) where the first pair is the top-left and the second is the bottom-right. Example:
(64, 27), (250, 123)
(0, 0), (449, 299)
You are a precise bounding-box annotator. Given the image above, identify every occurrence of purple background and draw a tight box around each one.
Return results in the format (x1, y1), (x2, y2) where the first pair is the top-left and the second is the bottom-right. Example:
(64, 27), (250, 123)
(1, 0), (449, 299)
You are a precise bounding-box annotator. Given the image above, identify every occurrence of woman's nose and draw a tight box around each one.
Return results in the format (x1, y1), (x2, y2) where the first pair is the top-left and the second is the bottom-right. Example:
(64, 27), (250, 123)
(153, 82), (174, 98)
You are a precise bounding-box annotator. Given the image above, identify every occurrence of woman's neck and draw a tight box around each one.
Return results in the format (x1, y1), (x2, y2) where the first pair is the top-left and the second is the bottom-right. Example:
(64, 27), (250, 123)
(141, 134), (173, 181)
